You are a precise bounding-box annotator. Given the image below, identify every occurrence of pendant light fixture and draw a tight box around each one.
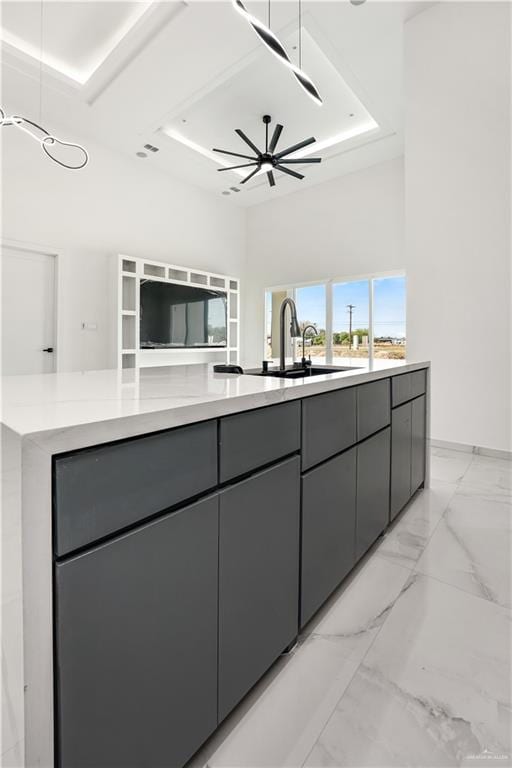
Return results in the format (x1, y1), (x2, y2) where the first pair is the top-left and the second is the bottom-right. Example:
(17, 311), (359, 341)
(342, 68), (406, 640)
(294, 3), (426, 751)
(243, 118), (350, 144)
(231, 0), (322, 106)
(0, 0), (88, 170)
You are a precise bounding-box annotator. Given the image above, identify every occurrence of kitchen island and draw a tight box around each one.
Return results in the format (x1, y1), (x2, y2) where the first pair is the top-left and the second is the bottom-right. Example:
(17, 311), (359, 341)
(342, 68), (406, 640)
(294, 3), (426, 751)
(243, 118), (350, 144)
(1, 359), (430, 768)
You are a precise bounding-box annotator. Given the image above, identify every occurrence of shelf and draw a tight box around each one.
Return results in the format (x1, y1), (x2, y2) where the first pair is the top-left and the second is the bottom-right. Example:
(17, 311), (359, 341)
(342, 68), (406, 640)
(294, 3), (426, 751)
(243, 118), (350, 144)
(117, 254), (239, 370)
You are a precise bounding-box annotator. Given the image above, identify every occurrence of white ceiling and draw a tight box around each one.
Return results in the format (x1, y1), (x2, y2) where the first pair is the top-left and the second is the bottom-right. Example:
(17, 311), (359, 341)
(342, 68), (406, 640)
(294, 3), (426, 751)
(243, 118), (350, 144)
(0, 0), (433, 206)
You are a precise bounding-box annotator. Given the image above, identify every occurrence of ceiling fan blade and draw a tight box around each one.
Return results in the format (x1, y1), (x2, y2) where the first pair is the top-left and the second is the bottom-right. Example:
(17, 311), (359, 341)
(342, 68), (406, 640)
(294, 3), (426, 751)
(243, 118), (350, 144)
(267, 170), (275, 187)
(235, 129), (262, 156)
(240, 166), (261, 184)
(213, 148), (257, 160)
(218, 162), (258, 171)
(268, 124), (283, 153)
(275, 164), (305, 180)
(274, 136), (316, 159)
(279, 157), (321, 164)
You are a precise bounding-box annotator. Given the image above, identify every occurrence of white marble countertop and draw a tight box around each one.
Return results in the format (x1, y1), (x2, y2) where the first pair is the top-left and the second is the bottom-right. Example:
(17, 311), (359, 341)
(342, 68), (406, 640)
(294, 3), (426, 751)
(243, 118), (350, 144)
(0, 359), (429, 454)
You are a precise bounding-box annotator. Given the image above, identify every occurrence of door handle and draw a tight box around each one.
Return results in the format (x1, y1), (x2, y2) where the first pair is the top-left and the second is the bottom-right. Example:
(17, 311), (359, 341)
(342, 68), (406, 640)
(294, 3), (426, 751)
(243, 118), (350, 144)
(42, 347), (54, 353)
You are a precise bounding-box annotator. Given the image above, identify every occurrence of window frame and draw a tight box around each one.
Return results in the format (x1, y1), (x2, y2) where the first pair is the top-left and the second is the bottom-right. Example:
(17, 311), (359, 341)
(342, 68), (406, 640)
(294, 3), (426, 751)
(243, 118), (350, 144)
(264, 270), (406, 364)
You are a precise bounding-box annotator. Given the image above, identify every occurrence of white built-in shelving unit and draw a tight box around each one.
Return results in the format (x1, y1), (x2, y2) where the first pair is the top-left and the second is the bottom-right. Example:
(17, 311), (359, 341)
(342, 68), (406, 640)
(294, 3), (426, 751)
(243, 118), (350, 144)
(116, 255), (240, 370)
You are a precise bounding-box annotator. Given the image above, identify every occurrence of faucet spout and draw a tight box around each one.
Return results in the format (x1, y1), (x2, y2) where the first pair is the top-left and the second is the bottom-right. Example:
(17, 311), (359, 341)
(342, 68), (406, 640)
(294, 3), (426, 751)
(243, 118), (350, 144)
(279, 297), (301, 371)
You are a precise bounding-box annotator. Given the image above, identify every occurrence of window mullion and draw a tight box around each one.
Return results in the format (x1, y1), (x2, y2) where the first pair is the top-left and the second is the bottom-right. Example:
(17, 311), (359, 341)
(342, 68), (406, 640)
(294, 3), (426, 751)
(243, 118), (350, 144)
(326, 280), (333, 365)
(369, 279), (374, 363)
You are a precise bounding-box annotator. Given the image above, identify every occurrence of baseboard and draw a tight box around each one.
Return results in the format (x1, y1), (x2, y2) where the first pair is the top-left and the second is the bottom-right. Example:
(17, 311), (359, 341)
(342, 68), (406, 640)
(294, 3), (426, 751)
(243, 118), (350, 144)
(430, 438), (512, 461)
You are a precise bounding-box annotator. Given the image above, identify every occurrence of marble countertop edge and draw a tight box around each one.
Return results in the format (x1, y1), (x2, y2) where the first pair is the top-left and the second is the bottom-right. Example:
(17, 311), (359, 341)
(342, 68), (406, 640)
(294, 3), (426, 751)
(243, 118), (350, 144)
(1, 360), (430, 455)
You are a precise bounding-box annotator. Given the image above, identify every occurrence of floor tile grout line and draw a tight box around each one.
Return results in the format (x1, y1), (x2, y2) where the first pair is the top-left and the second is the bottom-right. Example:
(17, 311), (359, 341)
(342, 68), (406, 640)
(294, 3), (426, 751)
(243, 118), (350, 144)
(299, 473), (469, 767)
(413, 567), (512, 613)
(299, 568), (419, 768)
(412, 481), (459, 561)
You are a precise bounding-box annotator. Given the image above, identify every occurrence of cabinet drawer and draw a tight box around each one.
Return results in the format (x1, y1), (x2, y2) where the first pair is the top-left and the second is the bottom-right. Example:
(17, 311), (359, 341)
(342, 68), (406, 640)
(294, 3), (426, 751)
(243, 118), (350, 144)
(301, 449), (356, 627)
(55, 495), (219, 768)
(219, 401), (300, 482)
(54, 421), (217, 556)
(218, 457), (300, 721)
(356, 378), (390, 441)
(392, 369), (427, 407)
(302, 387), (357, 470)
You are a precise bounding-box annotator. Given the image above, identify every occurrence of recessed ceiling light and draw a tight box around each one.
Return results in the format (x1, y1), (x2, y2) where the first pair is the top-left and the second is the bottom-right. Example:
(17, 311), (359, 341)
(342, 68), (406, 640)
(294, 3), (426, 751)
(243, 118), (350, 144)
(230, 187), (241, 192)
(222, 191), (230, 195)
(144, 143), (159, 153)
(136, 151), (148, 158)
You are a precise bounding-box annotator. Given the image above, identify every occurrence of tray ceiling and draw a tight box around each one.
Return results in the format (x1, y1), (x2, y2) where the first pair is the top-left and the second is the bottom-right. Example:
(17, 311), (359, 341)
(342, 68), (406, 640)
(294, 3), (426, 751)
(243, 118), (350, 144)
(0, 1), (152, 84)
(1, 1), (433, 206)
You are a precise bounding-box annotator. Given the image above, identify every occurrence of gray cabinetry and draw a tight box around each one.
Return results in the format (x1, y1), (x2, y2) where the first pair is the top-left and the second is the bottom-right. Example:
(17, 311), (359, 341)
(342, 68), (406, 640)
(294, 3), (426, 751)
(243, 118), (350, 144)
(411, 395), (426, 494)
(356, 428), (391, 559)
(54, 420), (218, 556)
(391, 394), (427, 521)
(302, 387), (357, 470)
(219, 401), (300, 482)
(356, 378), (390, 441)
(301, 448), (356, 628)
(55, 495), (219, 768)
(392, 369), (427, 407)
(218, 456), (300, 721)
(390, 402), (412, 521)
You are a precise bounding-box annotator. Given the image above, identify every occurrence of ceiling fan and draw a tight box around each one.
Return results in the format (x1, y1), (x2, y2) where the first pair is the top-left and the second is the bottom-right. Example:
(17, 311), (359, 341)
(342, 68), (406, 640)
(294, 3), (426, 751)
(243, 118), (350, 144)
(212, 115), (321, 188)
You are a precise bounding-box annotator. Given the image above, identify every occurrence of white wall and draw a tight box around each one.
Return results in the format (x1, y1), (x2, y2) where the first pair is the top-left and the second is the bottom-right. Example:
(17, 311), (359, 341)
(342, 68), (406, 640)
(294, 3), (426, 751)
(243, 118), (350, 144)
(2, 125), (246, 372)
(244, 157), (404, 359)
(405, 1), (511, 452)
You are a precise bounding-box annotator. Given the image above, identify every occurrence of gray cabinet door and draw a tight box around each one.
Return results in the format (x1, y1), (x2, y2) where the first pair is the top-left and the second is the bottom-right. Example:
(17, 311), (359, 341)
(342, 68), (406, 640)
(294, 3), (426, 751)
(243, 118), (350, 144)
(390, 402), (412, 521)
(356, 428), (390, 559)
(301, 448), (356, 628)
(55, 495), (219, 768)
(411, 395), (426, 493)
(218, 457), (300, 721)
(302, 387), (357, 470)
(356, 378), (391, 442)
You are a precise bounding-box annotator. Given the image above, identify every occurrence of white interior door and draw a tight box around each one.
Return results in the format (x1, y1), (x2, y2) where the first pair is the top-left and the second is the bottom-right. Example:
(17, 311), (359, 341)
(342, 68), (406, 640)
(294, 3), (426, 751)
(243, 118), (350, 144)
(1, 246), (56, 375)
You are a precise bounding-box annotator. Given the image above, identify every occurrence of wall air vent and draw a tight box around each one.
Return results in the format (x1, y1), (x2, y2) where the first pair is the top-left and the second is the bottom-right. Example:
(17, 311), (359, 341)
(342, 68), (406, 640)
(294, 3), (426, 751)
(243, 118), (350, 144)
(143, 143), (160, 153)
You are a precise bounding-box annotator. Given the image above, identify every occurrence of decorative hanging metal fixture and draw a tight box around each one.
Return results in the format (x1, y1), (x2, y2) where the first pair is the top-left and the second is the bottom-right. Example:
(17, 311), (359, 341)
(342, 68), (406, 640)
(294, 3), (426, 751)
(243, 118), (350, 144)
(0, 109), (89, 169)
(231, 0), (322, 106)
(0, 0), (88, 170)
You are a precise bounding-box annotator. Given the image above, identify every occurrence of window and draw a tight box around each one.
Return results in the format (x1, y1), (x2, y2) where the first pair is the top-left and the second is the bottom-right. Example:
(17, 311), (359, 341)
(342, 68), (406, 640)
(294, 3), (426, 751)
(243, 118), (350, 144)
(332, 279), (370, 360)
(264, 274), (406, 364)
(373, 275), (406, 359)
(293, 284), (327, 364)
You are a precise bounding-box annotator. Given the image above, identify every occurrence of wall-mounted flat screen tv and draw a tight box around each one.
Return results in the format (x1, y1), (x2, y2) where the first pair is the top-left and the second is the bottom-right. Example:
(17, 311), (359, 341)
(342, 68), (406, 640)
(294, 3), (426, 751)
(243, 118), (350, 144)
(140, 280), (227, 348)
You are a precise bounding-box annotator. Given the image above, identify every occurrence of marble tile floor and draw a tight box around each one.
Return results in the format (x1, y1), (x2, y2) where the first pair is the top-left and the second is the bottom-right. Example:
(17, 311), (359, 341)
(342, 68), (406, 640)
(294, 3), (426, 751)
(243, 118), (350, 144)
(190, 449), (512, 768)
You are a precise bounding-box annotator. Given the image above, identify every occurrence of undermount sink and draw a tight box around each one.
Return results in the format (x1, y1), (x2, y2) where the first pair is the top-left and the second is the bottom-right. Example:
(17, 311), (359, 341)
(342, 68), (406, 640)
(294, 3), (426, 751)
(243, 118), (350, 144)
(245, 365), (362, 379)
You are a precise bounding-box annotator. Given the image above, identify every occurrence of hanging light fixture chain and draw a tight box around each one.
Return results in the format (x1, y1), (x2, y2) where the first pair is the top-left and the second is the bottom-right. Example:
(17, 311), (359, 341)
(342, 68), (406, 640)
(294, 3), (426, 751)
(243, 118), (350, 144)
(39, 0), (44, 125)
(299, 0), (302, 69)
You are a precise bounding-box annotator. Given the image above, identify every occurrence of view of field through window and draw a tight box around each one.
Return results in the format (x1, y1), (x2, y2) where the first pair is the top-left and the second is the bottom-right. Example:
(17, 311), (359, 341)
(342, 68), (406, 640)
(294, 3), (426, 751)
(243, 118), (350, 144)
(265, 275), (406, 362)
